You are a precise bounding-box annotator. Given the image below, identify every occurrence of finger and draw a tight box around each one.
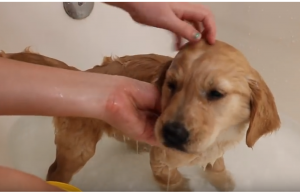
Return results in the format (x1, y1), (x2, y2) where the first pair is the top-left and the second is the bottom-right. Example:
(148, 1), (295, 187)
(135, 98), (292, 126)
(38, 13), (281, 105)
(138, 111), (160, 146)
(191, 21), (203, 34)
(128, 80), (161, 113)
(194, 20), (210, 42)
(104, 86), (159, 145)
(192, 21), (216, 45)
(174, 34), (182, 51)
(202, 15), (216, 44)
(165, 16), (202, 43)
(145, 137), (160, 146)
(124, 107), (159, 146)
(180, 4), (217, 44)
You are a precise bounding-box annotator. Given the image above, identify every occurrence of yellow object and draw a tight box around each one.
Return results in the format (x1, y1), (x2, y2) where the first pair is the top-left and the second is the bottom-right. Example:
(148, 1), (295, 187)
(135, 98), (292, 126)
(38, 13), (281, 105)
(47, 181), (81, 192)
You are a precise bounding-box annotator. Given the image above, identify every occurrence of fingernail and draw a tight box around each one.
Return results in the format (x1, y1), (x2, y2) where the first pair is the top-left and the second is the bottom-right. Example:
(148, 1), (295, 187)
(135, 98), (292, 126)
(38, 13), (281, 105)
(194, 32), (201, 40)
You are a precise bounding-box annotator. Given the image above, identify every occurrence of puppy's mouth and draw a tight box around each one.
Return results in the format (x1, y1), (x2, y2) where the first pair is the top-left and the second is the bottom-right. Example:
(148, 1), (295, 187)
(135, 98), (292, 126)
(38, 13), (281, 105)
(163, 141), (187, 152)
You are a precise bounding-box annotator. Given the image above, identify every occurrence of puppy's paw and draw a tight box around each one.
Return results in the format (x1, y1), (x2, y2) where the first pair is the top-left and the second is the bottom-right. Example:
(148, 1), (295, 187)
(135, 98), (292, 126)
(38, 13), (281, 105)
(204, 170), (235, 191)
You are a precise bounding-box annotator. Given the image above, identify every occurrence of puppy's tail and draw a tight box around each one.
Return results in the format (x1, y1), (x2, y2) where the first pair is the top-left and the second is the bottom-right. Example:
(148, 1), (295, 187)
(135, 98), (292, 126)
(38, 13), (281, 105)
(0, 47), (79, 71)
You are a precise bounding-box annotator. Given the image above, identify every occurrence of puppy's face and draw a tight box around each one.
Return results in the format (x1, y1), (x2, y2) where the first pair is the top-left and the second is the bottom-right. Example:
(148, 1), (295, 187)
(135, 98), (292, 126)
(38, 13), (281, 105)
(155, 40), (280, 153)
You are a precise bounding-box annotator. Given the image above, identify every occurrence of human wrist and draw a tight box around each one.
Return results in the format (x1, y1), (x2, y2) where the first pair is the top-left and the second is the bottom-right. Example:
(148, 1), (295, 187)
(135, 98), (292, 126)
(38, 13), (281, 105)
(39, 70), (118, 120)
(72, 72), (118, 120)
(82, 74), (131, 122)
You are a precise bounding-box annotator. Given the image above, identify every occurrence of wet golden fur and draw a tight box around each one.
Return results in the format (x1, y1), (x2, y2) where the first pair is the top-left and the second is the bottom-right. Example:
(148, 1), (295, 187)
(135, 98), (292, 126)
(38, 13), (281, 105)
(0, 40), (280, 191)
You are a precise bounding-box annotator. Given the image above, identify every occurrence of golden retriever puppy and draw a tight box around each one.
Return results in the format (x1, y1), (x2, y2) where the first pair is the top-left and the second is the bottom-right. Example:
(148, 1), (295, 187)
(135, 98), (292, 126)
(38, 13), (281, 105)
(0, 39), (280, 191)
(149, 40), (280, 191)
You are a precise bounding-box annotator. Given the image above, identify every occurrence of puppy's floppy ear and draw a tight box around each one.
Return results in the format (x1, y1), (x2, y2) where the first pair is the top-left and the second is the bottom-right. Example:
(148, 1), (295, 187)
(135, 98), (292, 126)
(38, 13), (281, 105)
(153, 60), (173, 93)
(246, 70), (281, 148)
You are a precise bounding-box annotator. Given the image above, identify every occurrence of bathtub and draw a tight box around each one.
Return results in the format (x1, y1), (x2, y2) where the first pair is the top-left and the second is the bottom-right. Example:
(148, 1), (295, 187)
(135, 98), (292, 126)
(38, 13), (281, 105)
(0, 2), (300, 191)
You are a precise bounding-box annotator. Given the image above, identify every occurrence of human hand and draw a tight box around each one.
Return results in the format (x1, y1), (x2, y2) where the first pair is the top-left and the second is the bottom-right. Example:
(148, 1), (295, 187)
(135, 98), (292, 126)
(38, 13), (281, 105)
(110, 2), (216, 50)
(97, 75), (161, 146)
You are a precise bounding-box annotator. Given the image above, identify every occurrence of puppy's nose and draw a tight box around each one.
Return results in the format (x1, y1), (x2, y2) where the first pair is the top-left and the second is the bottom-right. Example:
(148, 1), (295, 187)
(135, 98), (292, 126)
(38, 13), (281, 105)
(162, 122), (189, 151)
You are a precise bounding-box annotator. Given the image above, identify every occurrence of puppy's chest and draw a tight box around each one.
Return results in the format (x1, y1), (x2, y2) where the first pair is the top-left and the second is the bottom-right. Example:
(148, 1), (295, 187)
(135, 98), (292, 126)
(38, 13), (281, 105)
(198, 130), (245, 168)
(188, 144), (228, 169)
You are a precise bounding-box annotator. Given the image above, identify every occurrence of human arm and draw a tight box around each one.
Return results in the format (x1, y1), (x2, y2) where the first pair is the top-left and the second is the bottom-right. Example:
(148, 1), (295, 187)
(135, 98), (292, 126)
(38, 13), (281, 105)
(0, 57), (160, 145)
(0, 57), (105, 118)
(105, 2), (216, 49)
(0, 166), (62, 191)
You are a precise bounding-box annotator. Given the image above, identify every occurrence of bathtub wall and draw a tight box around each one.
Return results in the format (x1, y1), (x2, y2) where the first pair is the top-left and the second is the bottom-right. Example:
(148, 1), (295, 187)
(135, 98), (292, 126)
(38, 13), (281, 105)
(202, 2), (300, 123)
(0, 2), (299, 123)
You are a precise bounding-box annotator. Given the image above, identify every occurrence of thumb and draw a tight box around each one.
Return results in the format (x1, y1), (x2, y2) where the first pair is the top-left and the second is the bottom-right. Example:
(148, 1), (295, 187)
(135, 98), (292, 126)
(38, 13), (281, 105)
(166, 16), (201, 42)
(129, 80), (161, 113)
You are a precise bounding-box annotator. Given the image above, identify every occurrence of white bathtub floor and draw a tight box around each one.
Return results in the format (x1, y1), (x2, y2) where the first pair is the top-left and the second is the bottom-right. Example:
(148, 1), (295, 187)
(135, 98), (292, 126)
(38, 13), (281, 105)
(1, 114), (300, 191)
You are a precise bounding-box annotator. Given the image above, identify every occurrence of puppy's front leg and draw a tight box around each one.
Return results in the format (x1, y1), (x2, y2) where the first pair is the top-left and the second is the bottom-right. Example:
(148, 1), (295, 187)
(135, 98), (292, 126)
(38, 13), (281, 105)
(204, 157), (235, 191)
(47, 117), (102, 183)
(150, 147), (190, 191)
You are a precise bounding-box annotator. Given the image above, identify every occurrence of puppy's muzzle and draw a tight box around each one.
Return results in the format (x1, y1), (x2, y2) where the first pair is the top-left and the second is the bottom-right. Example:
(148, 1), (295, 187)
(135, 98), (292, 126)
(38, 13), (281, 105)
(162, 121), (189, 151)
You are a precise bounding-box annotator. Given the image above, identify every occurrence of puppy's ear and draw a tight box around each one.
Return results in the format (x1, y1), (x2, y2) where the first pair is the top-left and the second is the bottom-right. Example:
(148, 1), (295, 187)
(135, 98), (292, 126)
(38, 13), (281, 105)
(246, 70), (281, 148)
(153, 60), (172, 93)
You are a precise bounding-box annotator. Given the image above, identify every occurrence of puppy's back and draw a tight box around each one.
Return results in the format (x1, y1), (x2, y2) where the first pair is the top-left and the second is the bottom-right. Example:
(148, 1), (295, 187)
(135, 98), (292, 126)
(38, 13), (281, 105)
(87, 54), (172, 83)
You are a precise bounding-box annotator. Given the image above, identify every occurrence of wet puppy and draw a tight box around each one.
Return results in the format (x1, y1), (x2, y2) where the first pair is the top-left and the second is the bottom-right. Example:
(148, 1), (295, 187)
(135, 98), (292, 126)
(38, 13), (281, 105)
(149, 40), (280, 191)
(0, 40), (280, 191)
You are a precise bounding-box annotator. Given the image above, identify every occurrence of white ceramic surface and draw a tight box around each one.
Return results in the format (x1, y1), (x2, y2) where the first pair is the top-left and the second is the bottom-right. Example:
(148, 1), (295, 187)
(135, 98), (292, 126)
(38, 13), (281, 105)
(0, 2), (299, 191)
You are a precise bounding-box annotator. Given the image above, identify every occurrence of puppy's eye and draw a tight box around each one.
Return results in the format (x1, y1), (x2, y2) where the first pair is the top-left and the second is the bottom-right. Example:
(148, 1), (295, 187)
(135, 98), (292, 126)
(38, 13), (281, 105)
(167, 81), (176, 91)
(207, 90), (224, 101)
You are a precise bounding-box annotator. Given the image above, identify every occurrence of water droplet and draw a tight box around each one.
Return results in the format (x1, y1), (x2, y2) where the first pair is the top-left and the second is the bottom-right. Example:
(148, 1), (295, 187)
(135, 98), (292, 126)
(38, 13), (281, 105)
(278, 15), (281, 18)
(261, 8), (264, 11)
(248, 32), (251, 36)
(291, 17), (294, 20)
(292, 40), (295, 43)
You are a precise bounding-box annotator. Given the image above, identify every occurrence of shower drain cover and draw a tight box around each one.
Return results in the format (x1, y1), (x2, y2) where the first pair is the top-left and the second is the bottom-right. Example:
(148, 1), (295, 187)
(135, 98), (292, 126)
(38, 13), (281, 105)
(63, 2), (94, 20)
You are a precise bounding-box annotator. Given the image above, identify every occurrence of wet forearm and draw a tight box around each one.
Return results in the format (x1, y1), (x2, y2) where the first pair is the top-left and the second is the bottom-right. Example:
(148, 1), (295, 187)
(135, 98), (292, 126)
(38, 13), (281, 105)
(0, 57), (107, 119)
